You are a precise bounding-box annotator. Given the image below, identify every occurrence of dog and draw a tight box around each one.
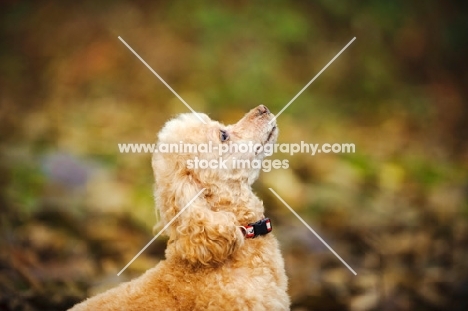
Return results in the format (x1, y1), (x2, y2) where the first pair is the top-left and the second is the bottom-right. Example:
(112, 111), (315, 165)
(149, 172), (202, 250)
(69, 105), (290, 310)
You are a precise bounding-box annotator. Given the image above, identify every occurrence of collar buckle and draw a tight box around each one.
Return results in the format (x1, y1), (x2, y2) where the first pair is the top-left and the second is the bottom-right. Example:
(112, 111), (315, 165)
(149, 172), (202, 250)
(241, 218), (272, 239)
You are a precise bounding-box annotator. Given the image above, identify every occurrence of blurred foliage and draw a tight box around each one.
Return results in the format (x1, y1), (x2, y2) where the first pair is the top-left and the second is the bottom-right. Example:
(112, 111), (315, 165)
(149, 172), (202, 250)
(1, 0), (468, 310)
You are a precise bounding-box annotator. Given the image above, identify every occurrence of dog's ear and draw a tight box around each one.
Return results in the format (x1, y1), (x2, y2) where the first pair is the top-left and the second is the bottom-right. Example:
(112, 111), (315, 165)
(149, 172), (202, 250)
(154, 159), (244, 265)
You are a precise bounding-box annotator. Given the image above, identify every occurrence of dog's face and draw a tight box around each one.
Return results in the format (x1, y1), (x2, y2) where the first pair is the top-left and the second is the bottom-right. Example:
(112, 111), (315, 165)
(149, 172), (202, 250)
(154, 105), (278, 185)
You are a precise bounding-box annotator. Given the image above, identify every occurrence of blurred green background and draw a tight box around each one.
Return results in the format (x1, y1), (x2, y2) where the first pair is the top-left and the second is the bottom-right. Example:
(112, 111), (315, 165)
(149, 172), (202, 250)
(1, 0), (467, 310)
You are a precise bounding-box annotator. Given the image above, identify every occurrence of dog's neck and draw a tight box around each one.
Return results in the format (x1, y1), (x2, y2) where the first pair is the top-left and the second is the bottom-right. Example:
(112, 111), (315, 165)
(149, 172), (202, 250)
(203, 181), (264, 225)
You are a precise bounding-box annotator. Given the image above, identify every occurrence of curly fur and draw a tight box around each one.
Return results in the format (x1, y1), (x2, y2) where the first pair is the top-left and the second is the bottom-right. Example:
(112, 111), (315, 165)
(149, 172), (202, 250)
(69, 105), (290, 310)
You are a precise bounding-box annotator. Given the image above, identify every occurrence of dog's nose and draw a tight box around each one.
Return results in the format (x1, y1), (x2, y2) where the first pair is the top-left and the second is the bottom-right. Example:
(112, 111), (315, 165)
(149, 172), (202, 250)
(257, 105), (269, 115)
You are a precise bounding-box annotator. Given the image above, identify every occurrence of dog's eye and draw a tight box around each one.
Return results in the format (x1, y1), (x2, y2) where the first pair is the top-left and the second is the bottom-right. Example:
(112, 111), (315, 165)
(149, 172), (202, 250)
(219, 129), (229, 142)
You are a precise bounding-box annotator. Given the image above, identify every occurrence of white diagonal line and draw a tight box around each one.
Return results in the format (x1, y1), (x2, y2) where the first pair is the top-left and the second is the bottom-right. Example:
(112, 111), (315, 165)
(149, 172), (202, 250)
(117, 188), (206, 276)
(269, 188), (357, 275)
(270, 37), (356, 124)
(118, 36), (207, 124)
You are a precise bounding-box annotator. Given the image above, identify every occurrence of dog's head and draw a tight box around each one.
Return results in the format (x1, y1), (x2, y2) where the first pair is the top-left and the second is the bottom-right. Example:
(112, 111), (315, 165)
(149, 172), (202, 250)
(152, 105), (277, 265)
(154, 104), (277, 185)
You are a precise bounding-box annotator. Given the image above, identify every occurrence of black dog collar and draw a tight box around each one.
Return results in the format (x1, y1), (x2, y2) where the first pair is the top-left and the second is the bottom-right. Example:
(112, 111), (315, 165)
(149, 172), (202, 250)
(240, 218), (272, 238)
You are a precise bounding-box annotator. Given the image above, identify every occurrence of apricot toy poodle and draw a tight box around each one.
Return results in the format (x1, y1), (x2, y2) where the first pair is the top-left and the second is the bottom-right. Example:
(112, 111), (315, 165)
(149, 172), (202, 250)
(70, 105), (290, 310)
